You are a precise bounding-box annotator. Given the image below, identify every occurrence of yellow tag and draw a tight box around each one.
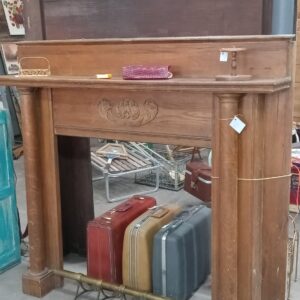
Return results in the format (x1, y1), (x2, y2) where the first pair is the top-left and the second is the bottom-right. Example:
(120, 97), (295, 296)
(96, 74), (112, 79)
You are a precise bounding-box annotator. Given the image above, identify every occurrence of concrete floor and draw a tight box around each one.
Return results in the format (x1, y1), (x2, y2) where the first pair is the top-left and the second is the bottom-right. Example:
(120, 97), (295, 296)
(0, 156), (299, 299)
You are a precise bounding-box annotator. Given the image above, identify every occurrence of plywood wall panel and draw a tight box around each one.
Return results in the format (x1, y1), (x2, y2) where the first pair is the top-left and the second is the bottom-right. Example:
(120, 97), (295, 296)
(31, 0), (272, 39)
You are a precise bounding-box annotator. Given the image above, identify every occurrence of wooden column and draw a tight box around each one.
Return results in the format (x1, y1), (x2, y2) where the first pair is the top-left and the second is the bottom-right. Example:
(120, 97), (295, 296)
(212, 91), (291, 300)
(237, 94), (264, 300)
(260, 91), (291, 300)
(19, 87), (55, 297)
(212, 93), (241, 300)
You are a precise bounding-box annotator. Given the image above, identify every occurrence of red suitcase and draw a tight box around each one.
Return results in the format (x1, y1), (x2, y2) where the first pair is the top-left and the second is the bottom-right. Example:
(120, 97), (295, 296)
(184, 160), (212, 203)
(87, 195), (156, 283)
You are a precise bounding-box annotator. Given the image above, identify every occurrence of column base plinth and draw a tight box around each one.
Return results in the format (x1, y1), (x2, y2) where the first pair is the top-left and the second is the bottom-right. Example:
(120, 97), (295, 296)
(22, 270), (59, 297)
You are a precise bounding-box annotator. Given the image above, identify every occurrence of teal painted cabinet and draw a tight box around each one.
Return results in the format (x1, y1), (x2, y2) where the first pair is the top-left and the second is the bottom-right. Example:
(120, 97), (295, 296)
(0, 109), (20, 273)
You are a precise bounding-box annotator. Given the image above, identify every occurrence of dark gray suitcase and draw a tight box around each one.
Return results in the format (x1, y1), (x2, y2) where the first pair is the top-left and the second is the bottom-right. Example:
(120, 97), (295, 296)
(152, 205), (211, 300)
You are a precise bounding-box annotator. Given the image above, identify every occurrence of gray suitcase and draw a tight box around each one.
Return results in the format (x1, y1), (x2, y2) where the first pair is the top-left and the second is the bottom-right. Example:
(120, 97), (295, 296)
(152, 205), (211, 300)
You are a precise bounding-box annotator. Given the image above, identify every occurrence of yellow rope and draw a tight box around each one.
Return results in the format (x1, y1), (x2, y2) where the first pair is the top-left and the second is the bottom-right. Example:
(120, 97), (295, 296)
(211, 173), (291, 181)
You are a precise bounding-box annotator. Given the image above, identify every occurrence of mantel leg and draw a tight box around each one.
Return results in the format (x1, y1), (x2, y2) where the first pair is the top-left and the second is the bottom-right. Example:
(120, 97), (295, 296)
(19, 87), (55, 297)
(212, 93), (240, 300)
(212, 92), (291, 300)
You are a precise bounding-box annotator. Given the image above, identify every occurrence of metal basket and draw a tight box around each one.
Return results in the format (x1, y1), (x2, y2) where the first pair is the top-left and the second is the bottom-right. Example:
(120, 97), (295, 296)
(19, 57), (51, 76)
(134, 143), (192, 191)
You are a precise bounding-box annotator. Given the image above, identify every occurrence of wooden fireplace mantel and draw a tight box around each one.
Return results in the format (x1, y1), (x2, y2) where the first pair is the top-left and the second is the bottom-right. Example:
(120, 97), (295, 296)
(0, 35), (295, 300)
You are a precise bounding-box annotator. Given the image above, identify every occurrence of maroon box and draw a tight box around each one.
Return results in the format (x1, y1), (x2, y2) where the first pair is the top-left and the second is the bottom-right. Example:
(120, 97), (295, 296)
(184, 160), (212, 203)
(87, 195), (156, 283)
(122, 65), (173, 80)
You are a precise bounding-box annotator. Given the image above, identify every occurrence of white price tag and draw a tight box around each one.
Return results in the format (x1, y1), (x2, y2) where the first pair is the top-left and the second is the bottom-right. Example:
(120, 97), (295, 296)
(220, 51), (228, 62)
(230, 116), (246, 134)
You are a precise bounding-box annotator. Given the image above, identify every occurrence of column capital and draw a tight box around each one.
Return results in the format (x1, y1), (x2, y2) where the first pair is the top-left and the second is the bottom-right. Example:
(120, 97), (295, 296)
(18, 87), (35, 95)
(215, 93), (244, 103)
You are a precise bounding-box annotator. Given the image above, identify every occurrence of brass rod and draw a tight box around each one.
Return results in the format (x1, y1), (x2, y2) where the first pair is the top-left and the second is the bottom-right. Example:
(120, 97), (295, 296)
(53, 269), (170, 300)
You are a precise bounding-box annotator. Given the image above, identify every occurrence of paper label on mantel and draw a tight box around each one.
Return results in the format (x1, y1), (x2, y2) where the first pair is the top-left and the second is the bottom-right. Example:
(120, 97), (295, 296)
(230, 116), (246, 134)
(220, 51), (228, 62)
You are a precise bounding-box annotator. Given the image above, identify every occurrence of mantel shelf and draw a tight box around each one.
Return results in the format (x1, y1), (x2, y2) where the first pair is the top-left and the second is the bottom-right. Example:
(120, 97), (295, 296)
(0, 75), (292, 93)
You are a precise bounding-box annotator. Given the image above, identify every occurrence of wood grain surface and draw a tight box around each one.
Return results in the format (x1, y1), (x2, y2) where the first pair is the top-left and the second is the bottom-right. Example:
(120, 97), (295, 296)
(17, 36), (293, 79)
(0, 36), (293, 300)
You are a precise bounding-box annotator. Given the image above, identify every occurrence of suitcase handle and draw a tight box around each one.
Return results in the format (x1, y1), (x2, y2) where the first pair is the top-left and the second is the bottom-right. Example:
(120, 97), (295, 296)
(192, 176), (212, 185)
(151, 207), (169, 218)
(163, 206), (203, 231)
(101, 203), (133, 220)
(134, 206), (166, 228)
(185, 170), (212, 185)
(115, 202), (133, 212)
(176, 205), (203, 220)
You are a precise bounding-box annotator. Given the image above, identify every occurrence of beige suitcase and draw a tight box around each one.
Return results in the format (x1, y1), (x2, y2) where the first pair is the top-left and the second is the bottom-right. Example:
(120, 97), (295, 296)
(122, 204), (181, 292)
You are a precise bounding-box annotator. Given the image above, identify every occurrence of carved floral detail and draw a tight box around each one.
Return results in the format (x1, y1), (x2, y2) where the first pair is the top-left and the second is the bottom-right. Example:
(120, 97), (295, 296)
(98, 98), (158, 126)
